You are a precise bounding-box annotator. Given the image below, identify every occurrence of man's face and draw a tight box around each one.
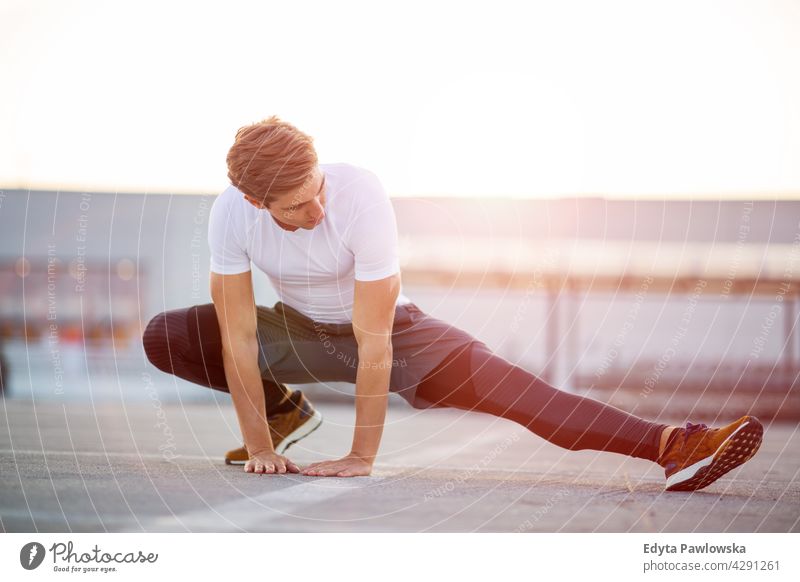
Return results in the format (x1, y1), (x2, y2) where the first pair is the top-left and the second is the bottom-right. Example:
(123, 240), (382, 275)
(243, 167), (327, 231)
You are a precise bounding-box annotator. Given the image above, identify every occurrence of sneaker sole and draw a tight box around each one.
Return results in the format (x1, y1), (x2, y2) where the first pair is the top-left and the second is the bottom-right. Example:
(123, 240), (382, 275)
(665, 417), (763, 492)
(226, 409), (324, 465)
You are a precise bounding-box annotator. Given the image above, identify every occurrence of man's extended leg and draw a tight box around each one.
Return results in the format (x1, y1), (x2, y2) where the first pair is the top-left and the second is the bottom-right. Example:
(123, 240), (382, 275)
(416, 341), (762, 490)
(417, 341), (670, 460)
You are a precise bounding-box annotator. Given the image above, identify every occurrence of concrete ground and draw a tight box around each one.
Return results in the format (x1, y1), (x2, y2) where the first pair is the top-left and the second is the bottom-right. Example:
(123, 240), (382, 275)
(1, 396), (798, 532)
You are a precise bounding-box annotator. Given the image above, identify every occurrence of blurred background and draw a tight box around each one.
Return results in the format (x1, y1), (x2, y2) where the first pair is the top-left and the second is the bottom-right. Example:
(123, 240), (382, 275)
(1, 0), (799, 425)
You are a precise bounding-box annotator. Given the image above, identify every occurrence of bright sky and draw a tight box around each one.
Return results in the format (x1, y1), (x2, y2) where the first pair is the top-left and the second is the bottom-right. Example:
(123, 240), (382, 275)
(1, 0), (799, 198)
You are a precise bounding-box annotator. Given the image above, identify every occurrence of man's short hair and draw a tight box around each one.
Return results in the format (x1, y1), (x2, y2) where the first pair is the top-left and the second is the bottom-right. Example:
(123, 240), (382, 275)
(226, 115), (318, 207)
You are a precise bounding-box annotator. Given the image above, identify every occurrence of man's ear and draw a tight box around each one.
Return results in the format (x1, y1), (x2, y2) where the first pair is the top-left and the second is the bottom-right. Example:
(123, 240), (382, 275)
(244, 196), (267, 210)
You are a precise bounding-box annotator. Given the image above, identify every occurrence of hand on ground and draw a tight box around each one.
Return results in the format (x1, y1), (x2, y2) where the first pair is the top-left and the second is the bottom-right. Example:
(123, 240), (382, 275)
(244, 450), (300, 475)
(301, 453), (373, 477)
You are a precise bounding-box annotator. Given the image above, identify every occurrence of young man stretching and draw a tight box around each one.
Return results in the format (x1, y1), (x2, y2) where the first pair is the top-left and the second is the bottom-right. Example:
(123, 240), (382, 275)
(143, 116), (763, 491)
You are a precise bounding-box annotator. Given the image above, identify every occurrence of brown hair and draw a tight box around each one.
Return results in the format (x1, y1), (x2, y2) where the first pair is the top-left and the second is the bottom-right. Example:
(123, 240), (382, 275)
(226, 115), (318, 207)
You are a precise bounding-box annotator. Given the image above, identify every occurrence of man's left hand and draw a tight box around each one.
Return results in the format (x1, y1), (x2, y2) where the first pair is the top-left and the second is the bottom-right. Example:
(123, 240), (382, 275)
(301, 453), (373, 477)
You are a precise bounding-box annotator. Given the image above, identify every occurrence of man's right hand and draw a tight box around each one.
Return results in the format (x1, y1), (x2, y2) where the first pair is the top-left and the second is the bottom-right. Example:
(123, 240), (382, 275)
(244, 450), (301, 475)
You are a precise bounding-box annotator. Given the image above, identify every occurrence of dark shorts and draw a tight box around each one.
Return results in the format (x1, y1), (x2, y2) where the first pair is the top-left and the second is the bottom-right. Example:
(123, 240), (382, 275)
(254, 301), (480, 409)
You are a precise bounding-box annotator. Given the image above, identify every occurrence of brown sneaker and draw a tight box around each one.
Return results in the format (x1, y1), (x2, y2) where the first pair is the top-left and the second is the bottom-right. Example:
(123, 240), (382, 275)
(657, 415), (763, 492)
(224, 391), (323, 465)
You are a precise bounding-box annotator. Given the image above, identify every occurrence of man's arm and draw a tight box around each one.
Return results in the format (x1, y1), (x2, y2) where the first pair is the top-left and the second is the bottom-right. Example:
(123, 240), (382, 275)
(350, 272), (401, 461)
(210, 270), (299, 474)
(302, 272), (400, 477)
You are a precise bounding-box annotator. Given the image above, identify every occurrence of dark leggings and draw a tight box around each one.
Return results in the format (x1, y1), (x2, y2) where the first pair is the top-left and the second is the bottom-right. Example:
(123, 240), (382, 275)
(416, 341), (669, 462)
(144, 306), (668, 462)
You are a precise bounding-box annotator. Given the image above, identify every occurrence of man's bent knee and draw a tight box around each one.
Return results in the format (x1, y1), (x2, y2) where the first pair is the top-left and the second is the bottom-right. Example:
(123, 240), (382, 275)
(142, 310), (188, 374)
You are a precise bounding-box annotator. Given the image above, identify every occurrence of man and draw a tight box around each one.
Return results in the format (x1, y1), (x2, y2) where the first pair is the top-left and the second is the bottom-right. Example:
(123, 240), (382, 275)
(143, 116), (763, 491)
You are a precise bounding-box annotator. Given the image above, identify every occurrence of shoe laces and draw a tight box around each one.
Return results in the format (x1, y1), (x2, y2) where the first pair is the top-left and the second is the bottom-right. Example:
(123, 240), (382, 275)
(681, 421), (708, 445)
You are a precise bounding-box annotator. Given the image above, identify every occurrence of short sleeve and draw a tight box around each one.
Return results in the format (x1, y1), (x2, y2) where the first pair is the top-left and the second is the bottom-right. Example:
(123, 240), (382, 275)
(207, 189), (251, 275)
(346, 171), (401, 281)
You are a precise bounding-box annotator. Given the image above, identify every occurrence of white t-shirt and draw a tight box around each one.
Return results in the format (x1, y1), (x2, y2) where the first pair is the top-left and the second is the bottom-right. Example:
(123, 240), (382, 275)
(208, 162), (411, 323)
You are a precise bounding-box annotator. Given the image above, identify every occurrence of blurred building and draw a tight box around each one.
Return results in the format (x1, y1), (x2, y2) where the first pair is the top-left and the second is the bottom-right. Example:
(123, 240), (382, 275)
(0, 190), (798, 421)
